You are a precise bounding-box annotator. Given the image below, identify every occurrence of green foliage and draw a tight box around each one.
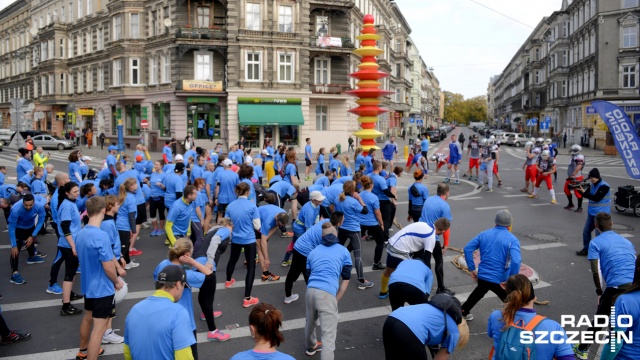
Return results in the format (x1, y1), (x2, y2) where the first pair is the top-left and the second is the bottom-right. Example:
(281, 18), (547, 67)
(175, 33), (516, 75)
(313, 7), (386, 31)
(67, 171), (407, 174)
(443, 91), (487, 125)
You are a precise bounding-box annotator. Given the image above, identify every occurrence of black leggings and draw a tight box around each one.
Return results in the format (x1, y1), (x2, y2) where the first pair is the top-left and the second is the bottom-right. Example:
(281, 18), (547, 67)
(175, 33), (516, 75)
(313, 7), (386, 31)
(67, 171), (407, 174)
(226, 243), (257, 298)
(578, 286), (627, 351)
(214, 239), (230, 266)
(461, 278), (508, 316)
(10, 227), (36, 272)
(49, 247), (78, 286)
(424, 241), (445, 290)
(338, 228), (364, 281)
(198, 273), (218, 331)
(191, 330), (199, 360)
(0, 313), (10, 338)
(383, 316), (428, 360)
(284, 249), (309, 297)
(380, 200), (396, 239)
(118, 230), (131, 264)
(409, 206), (422, 223)
(149, 198), (165, 220)
(389, 282), (430, 311)
(361, 224), (386, 264)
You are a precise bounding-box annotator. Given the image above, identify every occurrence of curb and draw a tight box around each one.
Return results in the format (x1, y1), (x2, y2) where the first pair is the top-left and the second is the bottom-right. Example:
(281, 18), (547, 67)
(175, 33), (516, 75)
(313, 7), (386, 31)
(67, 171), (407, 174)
(456, 254), (540, 285)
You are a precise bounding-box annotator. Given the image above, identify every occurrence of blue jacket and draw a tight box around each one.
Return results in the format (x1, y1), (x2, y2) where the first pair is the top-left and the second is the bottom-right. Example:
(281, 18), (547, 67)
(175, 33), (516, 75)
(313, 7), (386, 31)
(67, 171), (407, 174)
(9, 199), (46, 247)
(463, 226), (521, 283)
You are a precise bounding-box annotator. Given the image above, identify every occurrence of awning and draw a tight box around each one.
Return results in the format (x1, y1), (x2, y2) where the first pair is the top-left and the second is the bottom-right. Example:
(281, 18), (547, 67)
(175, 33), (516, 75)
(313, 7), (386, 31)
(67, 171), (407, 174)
(238, 104), (304, 126)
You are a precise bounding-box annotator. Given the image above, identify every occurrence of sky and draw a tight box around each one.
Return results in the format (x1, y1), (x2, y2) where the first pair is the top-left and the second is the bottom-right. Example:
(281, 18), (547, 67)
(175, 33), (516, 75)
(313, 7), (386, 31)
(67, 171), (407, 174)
(0, 0), (561, 99)
(394, 0), (561, 99)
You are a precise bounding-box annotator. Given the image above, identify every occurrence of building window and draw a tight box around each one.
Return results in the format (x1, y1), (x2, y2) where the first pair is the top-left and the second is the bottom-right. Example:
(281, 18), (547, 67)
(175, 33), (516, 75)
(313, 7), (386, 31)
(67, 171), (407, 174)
(61, 6), (65, 22)
(41, 76), (47, 95)
(395, 88), (401, 102)
(151, 10), (157, 36)
(78, 70), (83, 92)
(69, 73), (74, 94)
(130, 13), (140, 39)
(59, 38), (65, 58)
(245, 51), (261, 81)
(535, 70), (540, 84)
(86, 29), (91, 53)
(69, 1), (73, 21)
(86, 0), (91, 15)
(623, 27), (638, 48)
(130, 58), (140, 85)
(76, 33), (82, 56)
(163, 7), (170, 34)
(589, 67), (595, 91)
(98, 67), (104, 90)
(562, 80), (567, 97)
(87, 68), (93, 92)
(150, 57), (158, 84)
(197, 7), (209, 28)
(125, 104), (141, 136)
(395, 63), (401, 77)
(78, 0), (82, 19)
(153, 103), (172, 137)
(622, 65), (636, 88)
(278, 53), (293, 82)
(278, 6), (292, 32)
(624, 0), (639, 9)
(113, 59), (121, 86)
(194, 51), (212, 81)
(49, 74), (54, 94)
(41, 41), (48, 61)
(314, 58), (329, 84)
(246, 3), (260, 31)
(114, 15), (122, 41)
(316, 105), (328, 130)
(97, 28), (103, 50)
(162, 54), (170, 82)
(535, 48), (540, 60)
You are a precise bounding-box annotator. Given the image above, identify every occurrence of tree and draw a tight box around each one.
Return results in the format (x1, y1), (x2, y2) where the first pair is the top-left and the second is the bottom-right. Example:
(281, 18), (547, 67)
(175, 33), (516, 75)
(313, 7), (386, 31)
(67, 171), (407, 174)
(443, 91), (465, 124)
(443, 92), (487, 125)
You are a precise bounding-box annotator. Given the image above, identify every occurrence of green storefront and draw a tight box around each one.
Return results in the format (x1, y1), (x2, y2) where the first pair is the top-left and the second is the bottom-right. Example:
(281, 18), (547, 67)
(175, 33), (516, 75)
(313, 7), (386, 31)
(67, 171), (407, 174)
(187, 97), (223, 140)
(237, 98), (304, 148)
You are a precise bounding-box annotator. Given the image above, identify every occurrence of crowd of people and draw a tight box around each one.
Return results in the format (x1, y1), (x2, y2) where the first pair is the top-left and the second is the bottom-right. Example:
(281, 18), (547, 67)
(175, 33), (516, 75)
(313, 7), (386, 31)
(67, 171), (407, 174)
(0, 128), (638, 360)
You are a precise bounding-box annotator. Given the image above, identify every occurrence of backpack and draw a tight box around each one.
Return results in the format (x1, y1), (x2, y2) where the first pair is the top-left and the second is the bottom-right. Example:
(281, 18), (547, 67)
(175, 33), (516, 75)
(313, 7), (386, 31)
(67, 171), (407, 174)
(426, 293), (463, 345)
(409, 184), (421, 198)
(489, 315), (546, 360)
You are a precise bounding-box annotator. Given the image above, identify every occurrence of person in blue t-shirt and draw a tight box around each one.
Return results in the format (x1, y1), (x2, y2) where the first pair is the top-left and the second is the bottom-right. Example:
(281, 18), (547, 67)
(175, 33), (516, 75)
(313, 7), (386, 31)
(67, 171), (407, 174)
(329, 152), (340, 178)
(612, 256), (640, 360)
(116, 178), (139, 268)
(230, 303), (294, 360)
(445, 134), (463, 185)
(284, 191), (324, 265)
(407, 169), (429, 222)
(165, 185), (198, 247)
(8, 194), (46, 285)
(305, 225), (352, 359)
(162, 140), (174, 164)
(354, 147), (365, 172)
(190, 178), (209, 253)
(0, 166), (7, 186)
(382, 136), (399, 168)
(257, 201), (288, 282)
(339, 155), (352, 178)
(75, 196), (124, 360)
(283, 150), (298, 186)
(215, 159), (239, 219)
(315, 147), (326, 175)
(17, 148), (33, 182)
(364, 149), (375, 174)
(488, 274), (574, 360)
(388, 259), (433, 311)
(420, 133), (430, 167)
(304, 138), (313, 181)
(124, 265), (195, 360)
(149, 160), (167, 237)
(358, 176), (386, 271)
(163, 163), (186, 209)
(574, 212), (637, 358)
(224, 182), (261, 308)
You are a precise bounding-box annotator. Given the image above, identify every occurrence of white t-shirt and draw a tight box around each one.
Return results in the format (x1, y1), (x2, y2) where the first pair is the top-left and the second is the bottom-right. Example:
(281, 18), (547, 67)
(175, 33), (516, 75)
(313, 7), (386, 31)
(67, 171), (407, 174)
(387, 222), (437, 258)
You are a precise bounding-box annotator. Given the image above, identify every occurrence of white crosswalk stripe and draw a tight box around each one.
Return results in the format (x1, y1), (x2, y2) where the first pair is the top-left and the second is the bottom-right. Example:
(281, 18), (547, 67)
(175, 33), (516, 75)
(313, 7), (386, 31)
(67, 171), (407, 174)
(505, 148), (624, 166)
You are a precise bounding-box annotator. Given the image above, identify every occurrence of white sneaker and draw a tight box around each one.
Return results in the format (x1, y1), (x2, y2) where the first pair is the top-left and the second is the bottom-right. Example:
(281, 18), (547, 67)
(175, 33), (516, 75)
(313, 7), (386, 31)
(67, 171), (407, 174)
(102, 330), (124, 344)
(284, 294), (299, 304)
(141, 223), (150, 229)
(125, 261), (140, 270)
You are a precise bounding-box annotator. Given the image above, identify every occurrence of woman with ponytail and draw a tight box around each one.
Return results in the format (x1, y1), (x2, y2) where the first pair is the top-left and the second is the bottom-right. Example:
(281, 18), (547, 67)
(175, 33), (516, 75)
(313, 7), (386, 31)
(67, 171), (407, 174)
(358, 176), (386, 271)
(340, 155), (352, 178)
(116, 178), (138, 269)
(230, 303), (294, 360)
(487, 274), (573, 360)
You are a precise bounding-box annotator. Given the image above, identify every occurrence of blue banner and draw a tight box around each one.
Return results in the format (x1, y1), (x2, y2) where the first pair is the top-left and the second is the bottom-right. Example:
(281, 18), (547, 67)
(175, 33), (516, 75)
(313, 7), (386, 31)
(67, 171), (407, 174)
(591, 100), (640, 179)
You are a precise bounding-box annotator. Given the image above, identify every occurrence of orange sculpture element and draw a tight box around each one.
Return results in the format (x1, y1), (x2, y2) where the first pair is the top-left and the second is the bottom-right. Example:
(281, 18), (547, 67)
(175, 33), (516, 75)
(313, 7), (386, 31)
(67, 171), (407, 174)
(344, 14), (393, 150)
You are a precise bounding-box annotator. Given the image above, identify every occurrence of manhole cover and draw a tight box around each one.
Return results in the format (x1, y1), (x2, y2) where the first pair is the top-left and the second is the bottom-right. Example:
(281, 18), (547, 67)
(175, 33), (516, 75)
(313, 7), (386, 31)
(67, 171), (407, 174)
(613, 223), (635, 232)
(528, 233), (561, 241)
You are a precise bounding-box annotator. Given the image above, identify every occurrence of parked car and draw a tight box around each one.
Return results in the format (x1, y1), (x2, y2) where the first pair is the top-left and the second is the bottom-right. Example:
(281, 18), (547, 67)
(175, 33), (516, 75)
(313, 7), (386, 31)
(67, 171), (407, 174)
(0, 129), (12, 146)
(9, 130), (49, 144)
(438, 129), (447, 140)
(32, 134), (75, 150)
(427, 130), (441, 142)
(506, 133), (529, 147)
(496, 132), (514, 144)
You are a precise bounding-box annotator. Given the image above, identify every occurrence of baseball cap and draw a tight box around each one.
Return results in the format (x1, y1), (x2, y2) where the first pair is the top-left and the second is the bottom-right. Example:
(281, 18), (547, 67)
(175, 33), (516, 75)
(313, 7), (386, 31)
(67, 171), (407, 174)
(310, 191), (326, 202)
(261, 149), (269, 155)
(222, 159), (233, 166)
(174, 162), (186, 173)
(108, 145), (117, 151)
(174, 154), (184, 161)
(156, 265), (191, 288)
(81, 156), (92, 161)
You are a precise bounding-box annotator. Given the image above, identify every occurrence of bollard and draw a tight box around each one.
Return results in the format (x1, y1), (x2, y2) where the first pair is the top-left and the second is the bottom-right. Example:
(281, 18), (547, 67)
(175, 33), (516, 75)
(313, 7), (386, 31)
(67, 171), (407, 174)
(404, 145), (409, 160)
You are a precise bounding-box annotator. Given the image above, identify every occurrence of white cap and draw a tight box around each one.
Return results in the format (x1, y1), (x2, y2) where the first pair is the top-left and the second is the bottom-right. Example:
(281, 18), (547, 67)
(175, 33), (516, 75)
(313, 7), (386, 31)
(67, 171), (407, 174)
(81, 156), (92, 161)
(310, 191), (326, 201)
(174, 154), (184, 161)
(222, 159), (233, 166)
(261, 149), (269, 155)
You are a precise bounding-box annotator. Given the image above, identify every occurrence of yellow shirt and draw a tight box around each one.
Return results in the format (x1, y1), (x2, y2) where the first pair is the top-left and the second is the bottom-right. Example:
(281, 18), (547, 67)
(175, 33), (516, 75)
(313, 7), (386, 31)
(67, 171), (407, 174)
(33, 152), (49, 168)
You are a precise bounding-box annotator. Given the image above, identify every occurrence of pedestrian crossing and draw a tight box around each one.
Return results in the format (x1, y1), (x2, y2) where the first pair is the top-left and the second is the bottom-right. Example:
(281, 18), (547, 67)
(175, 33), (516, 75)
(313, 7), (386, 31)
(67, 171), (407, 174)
(0, 150), (106, 183)
(505, 148), (624, 166)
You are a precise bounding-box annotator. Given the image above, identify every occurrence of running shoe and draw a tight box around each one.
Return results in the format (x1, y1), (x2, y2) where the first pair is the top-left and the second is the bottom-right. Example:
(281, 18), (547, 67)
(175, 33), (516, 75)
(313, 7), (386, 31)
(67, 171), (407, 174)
(443, 178), (450, 183)
(200, 311), (222, 320)
(70, 292), (84, 301)
(46, 283), (63, 295)
(281, 260), (292, 267)
(102, 329), (124, 344)
(26, 255), (46, 264)
(574, 208), (583, 213)
(454, 180), (460, 185)
(60, 305), (82, 316)
(378, 292), (389, 299)
(150, 230), (159, 237)
(576, 249), (588, 256)
(485, 188), (493, 192)
(157, 230), (165, 236)
(284, 294), (299, 304)
(242, 296), (259, 308)
(10, 273), (26, 285)
(125, 261), (140, 270)
(306, 342), (323, 356)
(164, 239), (170, 245)
(34, 250), (47, 258)
(527, 194), (537, 198)
(393, 218), (402, 229)
(464, 313), (474, 321)
(75, 347), (105, 359)
(372, 262), (386, 270)
(520, 188), (529, 193)
(0, 330), (31, 345)
(357, 280), (374, 290)
(497, 181), (503, 188)
(551, 199), (557, 204)
(476, 185), (483, 190)
(141, 222), (150, 229)
(572, 345), (588, 360)
(564, 204), (575, 210)
(261, 273), (280, 282)
(207, 329), (231, 342)
(225, 278), (236, 288)
(462, 174), (468, 178)
(129, 248), (143, 256)
(281, 232), (294, 238)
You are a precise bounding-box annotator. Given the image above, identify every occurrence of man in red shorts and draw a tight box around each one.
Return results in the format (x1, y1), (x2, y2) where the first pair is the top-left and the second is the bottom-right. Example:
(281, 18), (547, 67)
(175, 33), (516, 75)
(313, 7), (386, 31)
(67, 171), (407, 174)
(464, 135), (481, 181)
(528, 150), (557, 204)
(564, 145), (585, 212)
(520, 142), (539, 194)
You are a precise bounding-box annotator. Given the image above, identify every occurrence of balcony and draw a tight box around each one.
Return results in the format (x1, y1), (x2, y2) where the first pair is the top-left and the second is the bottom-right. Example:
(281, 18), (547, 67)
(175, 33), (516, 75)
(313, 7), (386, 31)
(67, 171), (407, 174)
(311, 83), (351, 94)
(309, 36), (354, 51)
(176, 26), (227, 41)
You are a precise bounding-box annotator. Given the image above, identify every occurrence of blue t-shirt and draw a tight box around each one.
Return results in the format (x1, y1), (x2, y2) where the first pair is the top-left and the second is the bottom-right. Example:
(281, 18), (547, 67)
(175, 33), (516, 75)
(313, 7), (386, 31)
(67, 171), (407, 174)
(116, 192), (138, 231)
(614, 292), (640, 360)
(389, 304), (459, 352)
(163, 173), (185, 208)
(166, 198), (194, 236)
(389, 259), (433, 294)
(335, 195), (364, 232)
(340, 164), (352, 177)
(333, 176), (352, 185)
(30, 178), (47, 195)
(76, 225), (115, 298)
(150, 172), (166, 198)
(463, 227), (521, 283)
(241, 178), (256, 204)
(253, 165), (263, 181)
(421, 139), (430, 152)
(269, 181), (296, 198)
(355, 155), (365, 171)
(8, 200), (46, 247)
(124, 293), (195, 359)
(97, 168), (111, 180)
(259, 204), (286, 236)
(57, 199), (82, 248)
(588, 231), (636, 287)
(69, 161), (82, 181)
(364, 155), (373, 173)
(191, 191), (208, 223)
(359, 190), (380, 227)
(314, 175), (330, 188)
(225, 197), (260, 245)
(17, 158), (33, 182)
(307, 243), (352, 296)
(266, 146), (275, 161)
(386, 173), (398, 189)
(0, 172), (5, 186)
(488, 308), (574, 360)
(329, 157), (340, 173)
(292, 202), (320, 235)
(408, 183), (429, 207)
(100, 217), (121, 260)
(305, 145), (312, 160)
(231, 350), (295, 360)
(315, 154), (325, 175)
(294, 219), (330, 257)
(284, 163), (297, 184)
(198, 119), (205, 129)
(217, 170), (240, 204)
(419, 195), (452, 225)
(382, 142), (397, 159)
(449, 142), (462, 160)
(370, 173), (389, 201)
(190, 164), (205, 183)
(320, 184), (343, 207)
(162, 145), (173, 163)
(154, 259), (205, 331)
(50, 188), (60, 223)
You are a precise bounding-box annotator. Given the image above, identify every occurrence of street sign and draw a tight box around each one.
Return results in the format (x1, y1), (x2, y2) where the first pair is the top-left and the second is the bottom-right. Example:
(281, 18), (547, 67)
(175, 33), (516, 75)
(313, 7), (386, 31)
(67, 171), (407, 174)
(586, 106), (596, 114)
(409, 117), (415, 124)
(417, 119), (423, 126)
(141, 119), (149, 129)
(526, 118), (538, 127)
(540, 116), (551, 133)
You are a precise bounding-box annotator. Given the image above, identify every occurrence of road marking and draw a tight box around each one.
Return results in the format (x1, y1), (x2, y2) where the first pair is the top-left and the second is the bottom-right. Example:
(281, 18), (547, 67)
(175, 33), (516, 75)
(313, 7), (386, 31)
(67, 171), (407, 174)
(521, 242), (566, 251)
(530, 203), (554, 207)
(451, 196), (482, 201)
(0, 245), (10, 250)
(4, 281), (552, 360)
(503, 194), (530, 198)
(474, 206), (508, 210)
(620, 233), (635, 238)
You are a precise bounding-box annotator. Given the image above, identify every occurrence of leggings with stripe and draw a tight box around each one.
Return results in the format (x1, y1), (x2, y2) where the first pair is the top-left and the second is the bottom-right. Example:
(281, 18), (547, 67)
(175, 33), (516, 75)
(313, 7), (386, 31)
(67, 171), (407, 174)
(338, 228), (364, 281)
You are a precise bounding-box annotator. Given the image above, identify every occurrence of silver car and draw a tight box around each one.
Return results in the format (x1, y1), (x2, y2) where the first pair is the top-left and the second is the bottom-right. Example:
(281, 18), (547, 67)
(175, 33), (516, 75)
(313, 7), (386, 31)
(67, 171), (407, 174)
(506, 133), (528, 147)
(32, 134), (76, 150)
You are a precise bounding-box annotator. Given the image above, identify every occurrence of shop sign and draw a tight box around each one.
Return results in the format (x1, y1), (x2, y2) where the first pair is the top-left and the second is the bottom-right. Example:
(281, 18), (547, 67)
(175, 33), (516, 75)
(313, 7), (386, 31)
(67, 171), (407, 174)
(624, 106), (640, 112)
(67, 112), (76, 124)
(56, 112), (65, 121)
(181, 80), (223, 92)
(78, 108), (95, 116)
(237, 98), (302, 105)
(187, 97), (219, 104)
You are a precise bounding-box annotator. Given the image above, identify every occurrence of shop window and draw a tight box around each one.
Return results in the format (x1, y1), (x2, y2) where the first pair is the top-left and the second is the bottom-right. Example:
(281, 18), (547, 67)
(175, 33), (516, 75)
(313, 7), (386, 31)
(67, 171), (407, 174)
(279, 125), (299, 146)
(241, 125), (260, 149)
(125, 104), (141, 135)
(153, 102), (171, 137)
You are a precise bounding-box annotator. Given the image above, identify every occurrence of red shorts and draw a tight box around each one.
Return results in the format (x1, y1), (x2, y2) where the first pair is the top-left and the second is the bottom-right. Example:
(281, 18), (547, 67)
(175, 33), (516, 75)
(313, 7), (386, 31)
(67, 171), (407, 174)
(564, 176), (584, 198)
(437, 160), (447, 172)
(493, 163), (499, 174)
(406, 154), (414, 167)
(469, 158), (479, 169)
(535, 174), (553, 189)
(525, 165), (537, 181)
